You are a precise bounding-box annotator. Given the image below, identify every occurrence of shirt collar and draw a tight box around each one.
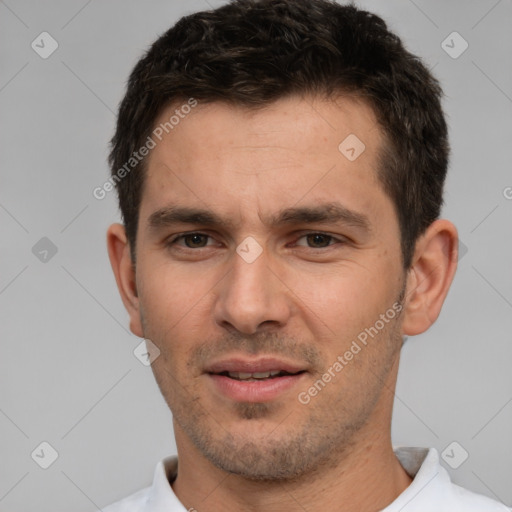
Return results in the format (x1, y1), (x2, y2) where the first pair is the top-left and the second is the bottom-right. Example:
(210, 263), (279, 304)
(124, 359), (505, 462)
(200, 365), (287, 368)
(144, 456), (187, 512)
(380, 447), (448, 511)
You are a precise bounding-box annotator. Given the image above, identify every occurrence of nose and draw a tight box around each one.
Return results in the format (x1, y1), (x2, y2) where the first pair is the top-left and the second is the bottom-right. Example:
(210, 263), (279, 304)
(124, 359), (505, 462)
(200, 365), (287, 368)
(213, 245), (292, 335)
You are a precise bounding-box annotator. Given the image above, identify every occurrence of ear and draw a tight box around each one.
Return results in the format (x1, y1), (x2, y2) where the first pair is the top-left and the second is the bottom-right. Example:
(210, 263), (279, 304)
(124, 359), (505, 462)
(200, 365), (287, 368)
(106, 223), (144, 338)
(402, 219), (458, 336)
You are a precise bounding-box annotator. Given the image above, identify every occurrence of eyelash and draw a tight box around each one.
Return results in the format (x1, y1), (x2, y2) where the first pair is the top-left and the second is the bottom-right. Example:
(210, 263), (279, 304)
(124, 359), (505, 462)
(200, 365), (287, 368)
(166, 231), (345, 250)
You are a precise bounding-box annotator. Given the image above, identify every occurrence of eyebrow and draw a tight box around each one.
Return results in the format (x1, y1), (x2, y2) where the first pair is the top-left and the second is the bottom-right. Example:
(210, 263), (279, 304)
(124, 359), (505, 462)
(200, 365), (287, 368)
(147, 202), (371, 233)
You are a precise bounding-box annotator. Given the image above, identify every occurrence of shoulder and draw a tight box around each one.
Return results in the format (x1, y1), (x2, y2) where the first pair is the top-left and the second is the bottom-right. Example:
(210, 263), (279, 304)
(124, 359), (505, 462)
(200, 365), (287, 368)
(446, 482), (511, 511)
(101, 456), (180, 511)
(391, 447), (511, 512)
(102, 486), (151, 512)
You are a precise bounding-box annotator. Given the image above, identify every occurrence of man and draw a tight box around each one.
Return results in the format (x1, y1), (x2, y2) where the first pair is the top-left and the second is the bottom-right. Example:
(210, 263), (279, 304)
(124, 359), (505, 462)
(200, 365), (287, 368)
(104, 0), (510, 510)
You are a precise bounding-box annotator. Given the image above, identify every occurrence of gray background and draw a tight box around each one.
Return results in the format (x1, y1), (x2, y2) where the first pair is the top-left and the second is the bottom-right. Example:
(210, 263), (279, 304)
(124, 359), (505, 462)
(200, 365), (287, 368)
(1, 0), (511, 510)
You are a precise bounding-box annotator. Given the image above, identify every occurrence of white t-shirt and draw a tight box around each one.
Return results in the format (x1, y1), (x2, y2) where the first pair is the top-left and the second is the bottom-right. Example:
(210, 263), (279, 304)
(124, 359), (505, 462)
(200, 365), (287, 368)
(103, 447), (511, 511)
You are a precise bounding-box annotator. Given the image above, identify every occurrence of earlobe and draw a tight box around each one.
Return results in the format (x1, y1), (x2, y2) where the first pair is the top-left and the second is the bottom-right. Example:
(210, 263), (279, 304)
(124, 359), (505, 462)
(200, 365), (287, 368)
(401, 219), (458, 336)
(106, 223), (144, 338)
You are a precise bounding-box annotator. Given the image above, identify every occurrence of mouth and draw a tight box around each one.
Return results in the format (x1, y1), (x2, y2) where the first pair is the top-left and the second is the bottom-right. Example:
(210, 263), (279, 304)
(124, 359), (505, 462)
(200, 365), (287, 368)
(217, 369), (305, 381)
(205, 357), (308, 403)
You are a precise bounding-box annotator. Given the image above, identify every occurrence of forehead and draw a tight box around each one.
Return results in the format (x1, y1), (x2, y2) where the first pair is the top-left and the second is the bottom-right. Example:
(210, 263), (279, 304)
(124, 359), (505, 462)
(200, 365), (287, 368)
(150, 94), (381, 162)
(140, 95), (389, 230)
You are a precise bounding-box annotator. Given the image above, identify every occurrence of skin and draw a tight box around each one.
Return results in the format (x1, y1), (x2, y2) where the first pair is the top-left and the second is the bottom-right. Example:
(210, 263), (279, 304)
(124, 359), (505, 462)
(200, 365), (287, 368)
(108, 95), (458, 512)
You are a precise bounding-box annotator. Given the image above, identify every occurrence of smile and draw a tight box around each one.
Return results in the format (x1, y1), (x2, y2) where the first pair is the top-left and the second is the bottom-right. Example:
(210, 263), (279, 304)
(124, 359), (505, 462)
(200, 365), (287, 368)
(205, 358), (308, 402)
(220, 370), (304, 381)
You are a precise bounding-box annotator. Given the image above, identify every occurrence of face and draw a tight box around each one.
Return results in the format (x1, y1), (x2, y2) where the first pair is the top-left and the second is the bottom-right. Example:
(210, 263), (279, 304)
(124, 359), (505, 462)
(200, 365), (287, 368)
(132, 95), (407, 480)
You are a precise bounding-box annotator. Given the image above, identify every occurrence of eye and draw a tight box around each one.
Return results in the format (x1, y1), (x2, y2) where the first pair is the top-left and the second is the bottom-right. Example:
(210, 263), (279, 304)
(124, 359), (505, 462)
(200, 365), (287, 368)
(168, 232), (214, 249)
(295, 232), (341, 248)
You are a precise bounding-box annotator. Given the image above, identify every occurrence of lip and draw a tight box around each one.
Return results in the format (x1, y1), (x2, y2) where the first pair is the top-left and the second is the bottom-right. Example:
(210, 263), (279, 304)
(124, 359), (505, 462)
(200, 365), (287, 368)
(209, 374), (305, 402)
(205, 356), (307, 403)
(205, 357), (306, 374)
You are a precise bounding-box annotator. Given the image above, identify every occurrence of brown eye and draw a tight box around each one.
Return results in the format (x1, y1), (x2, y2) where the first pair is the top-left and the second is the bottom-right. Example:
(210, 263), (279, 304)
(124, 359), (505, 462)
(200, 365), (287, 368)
(305, 233), (333, 248)
(182, 233), (209, 248)
(167, 233), (213, 249)
(294, 233), (339, 249)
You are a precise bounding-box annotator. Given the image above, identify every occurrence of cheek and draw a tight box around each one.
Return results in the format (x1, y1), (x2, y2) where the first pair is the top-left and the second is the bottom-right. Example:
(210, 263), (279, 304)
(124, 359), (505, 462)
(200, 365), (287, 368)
(139, 262), (210, 321)
(138, 264), (218, 361)
(286, 265), (393, 340)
